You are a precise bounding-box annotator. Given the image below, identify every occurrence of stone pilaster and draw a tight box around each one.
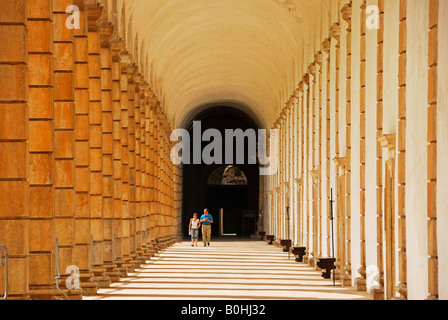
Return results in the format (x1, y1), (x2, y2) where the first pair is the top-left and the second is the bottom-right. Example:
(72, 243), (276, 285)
(322, 37), (332, 259)
(53, 0), (83, 300)
(133, 75), (146, 263)
(355, 0), (368, 292)
(98, 22), (118, 282)
(315, 51), (323, 260)
(86, 3), (105, 293)
(110, 39), (127, 277)
(148, 100), (158, 248)
(72, 1), (97, 296)
(372, 0), (385, 300)
(342, 1), (353, 287)
(139, 84), (153, 258)
(395, 0), (407, 300)
(27, 0), (56, 299)
(126, 63), (141, 268)
(309, 63), (318, 267)
(0, 0), (30, 300)
(119, 52), (133, 271)
(303, 74), (310, 264)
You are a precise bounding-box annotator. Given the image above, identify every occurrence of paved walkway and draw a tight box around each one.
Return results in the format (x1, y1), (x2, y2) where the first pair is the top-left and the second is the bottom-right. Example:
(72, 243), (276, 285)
(85, 240), (368, 300)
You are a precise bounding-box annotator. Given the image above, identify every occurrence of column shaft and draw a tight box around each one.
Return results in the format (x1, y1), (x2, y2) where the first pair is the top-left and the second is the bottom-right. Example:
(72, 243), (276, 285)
(0, 0), (29, 300)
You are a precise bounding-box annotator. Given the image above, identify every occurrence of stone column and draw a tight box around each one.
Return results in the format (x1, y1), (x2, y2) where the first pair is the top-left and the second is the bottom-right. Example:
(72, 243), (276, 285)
(98, 22), (118, 282)
(309, 63), (318, 266)
(148, 101), (156, 248)
(153, 106), (160, 247)
(144, 92), (157, 256)
(342, 1), (353, 287)
(395, 0), (408, 300)
(27, 0), (56, 299)
(86, 4), (105, 291)
(127, 63), (139, 268)
(140, 85), (153, 257)
(150, 102), (160, 248)
(53, 0), (83, 299)
(322, 38), (332, 258)
(355, 0), (367, 292)
(427, 0), (439, 301)
(292, 91), (300, 245)
(119, 52), (133, 271)
(0, 0), (29, 300)
(315, 52), (324, 259)
(72, 1), (96, 296)
(436, 0), (448, 300)
(331, 22), (347, 283)
(373, 0), (385, 300)
(298, 82), (305, 247)
(303, 74), (310, 264)
(110, 40), (127, 276)
(133, 75), (146, 262)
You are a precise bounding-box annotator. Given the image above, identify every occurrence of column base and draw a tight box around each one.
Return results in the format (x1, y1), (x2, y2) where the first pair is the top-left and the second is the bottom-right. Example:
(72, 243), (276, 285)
(29, 287), (83, 300)
(130, 254), (142, 270)
(354, 277), (367, 292)
(104, 263), (121, 282)
(394, 283), (407, 300)
(79, 272), (99, 296)
(370, 288), (385, 300)
(340, 275), (352, 287)
(136, 250), (150, 264)
(91, 267), (112, 288)
(4, 294), (32, 300)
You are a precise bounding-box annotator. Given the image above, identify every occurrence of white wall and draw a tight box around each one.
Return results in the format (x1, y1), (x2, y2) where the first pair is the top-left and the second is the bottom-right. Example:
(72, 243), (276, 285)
(405, 0), (429, 300)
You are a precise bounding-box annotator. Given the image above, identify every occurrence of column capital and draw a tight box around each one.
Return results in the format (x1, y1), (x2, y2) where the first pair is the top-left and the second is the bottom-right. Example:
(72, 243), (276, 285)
(303, 73), (310, 86)
(315, 51), (323, 67)
(293, 88), (301, 99)
(280, 110), (286, 120)
(342, 3), (352, 25)
(110, 40), (126, 57)
(86, 4), (103, 31)
(127, 63), (138, 77)
(322, 38), (331, 55)
(330, 23), (341, 43)
(360, 0), (367, 10)
(98, 24), (114, 48)
(119, 53), (132, 70)
(308, 63), (317, 77)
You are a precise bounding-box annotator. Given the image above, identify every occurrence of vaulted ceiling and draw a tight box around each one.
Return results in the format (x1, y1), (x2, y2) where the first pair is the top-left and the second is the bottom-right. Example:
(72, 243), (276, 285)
(113, 0), (333, 128)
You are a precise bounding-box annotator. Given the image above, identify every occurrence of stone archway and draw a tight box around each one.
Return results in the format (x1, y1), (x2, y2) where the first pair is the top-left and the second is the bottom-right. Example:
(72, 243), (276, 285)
(181, 106), (261, 238)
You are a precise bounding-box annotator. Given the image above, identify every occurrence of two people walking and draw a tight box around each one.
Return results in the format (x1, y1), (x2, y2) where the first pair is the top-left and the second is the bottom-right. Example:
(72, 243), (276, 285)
(189, 208), (214, 247)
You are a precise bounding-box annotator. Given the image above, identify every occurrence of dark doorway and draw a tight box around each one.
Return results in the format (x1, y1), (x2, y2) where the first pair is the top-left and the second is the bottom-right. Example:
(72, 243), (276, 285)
(181, 106), (260, 239)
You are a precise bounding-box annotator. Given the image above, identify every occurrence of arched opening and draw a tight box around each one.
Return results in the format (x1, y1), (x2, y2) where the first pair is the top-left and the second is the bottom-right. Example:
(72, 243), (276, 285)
(207, 165), (248, 186)
(181, 106), (260, 238)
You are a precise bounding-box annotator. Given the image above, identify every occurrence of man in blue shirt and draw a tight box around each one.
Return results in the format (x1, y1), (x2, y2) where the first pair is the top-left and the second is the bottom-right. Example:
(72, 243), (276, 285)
(200, 208), (213, 246)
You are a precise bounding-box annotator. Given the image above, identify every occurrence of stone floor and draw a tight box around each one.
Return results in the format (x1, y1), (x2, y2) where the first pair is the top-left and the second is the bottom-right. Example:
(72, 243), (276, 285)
(85, 240), (369, 300)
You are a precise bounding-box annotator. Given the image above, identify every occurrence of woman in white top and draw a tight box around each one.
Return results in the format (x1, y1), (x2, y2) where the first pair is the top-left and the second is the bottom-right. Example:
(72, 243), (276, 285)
(189, 213), (201, 247)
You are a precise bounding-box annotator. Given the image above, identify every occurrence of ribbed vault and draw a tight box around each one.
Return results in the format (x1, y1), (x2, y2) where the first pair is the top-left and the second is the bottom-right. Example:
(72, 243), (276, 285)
(112, 0), (326, 128)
